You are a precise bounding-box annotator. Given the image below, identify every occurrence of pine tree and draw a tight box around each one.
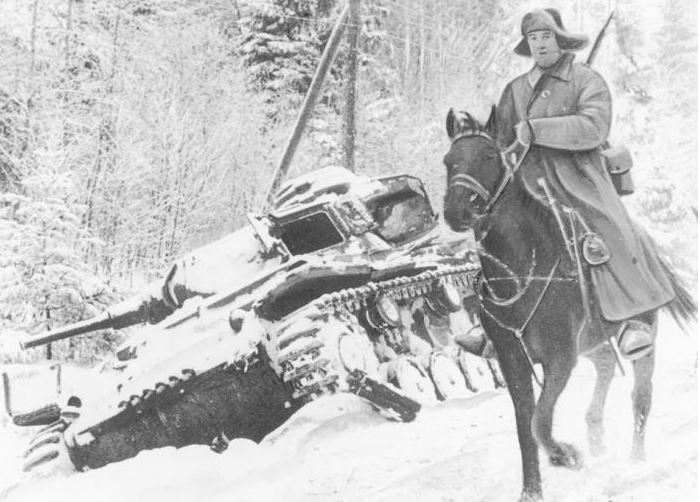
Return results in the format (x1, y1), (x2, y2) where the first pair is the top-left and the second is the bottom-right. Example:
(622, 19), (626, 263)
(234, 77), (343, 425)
(239, 0), (336, 112)
(0, 173), (118, 362)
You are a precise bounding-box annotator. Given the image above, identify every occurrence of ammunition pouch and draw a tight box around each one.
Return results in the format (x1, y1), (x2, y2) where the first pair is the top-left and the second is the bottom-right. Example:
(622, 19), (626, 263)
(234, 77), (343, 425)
(602, 144), (634, 196)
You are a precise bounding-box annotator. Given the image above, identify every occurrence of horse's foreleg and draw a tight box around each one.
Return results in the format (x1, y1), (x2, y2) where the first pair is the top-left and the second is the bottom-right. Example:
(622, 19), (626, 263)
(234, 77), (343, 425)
(585, 348), (615, 455)
(631, 347), (655, 461)
(532, 349), (581, 469)
(491, 331), (543, 502)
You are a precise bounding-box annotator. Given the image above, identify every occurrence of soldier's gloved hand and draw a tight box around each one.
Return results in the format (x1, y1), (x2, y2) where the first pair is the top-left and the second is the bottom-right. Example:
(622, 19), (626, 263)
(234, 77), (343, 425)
(515, 120), (533, 146)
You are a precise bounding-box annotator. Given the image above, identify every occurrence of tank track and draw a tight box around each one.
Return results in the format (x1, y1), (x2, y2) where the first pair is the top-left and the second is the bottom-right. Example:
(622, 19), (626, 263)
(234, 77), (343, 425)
(19, 263), (500, 474)
(264, 263), (492, 418)
(23, 350), (299, 473)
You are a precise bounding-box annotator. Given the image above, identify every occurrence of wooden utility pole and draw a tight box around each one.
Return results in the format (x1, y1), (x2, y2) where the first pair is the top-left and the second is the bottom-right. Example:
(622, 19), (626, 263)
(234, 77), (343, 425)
(342, 0), (361, 173)
(261, 3), (351, 210)
(2, 372), (12, 418)
(403, 4), (410, 90)
(418, 0), (426, 119)
(45, 307), (52, 360)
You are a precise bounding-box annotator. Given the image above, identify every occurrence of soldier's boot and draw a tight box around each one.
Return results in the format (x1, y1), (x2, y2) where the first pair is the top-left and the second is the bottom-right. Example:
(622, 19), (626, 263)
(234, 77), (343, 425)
(616, 320), (653, 361)
(454, 325), (489, 357)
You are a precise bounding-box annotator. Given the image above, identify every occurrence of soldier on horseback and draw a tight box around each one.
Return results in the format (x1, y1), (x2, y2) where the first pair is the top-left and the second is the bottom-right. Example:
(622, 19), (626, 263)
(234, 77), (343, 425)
(494, 8), (675, 356)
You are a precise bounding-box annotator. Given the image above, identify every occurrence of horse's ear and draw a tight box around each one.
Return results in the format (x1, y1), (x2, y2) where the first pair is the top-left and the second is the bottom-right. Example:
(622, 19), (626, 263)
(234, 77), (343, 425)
(484, 104), (497, 136)
(446, 108), (456, 140)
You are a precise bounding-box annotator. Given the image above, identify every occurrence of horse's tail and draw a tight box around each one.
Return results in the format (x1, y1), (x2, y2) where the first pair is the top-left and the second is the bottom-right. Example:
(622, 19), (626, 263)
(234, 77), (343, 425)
(659, 255), (697, 332)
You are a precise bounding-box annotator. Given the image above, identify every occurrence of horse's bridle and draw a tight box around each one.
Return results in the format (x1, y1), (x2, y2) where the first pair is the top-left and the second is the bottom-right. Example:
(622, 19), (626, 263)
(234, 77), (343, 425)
(449, 130), (531, 216)
(449, 131), (549, 386)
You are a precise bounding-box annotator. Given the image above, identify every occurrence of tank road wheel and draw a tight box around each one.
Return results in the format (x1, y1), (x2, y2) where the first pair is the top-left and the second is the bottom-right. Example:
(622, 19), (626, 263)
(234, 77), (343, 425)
(457, 350), (497, 393)
(389, 357), (437, 404)
(336, 330), (379, 377)
(276, 312), (380, 401)
(427, 351), (470, 400)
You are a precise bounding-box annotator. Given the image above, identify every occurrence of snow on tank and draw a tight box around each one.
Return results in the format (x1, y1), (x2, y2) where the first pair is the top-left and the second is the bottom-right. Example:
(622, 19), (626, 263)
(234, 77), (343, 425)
(10, 167), (500, 477)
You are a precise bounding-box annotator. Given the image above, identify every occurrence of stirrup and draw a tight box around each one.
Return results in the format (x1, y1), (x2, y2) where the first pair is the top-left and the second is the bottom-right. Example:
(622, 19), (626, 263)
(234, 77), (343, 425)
(616, 320), (654, 361)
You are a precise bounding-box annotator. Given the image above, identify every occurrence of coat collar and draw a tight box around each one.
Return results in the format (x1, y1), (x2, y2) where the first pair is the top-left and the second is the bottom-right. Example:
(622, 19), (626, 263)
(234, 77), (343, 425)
(526, 52), (575, 88)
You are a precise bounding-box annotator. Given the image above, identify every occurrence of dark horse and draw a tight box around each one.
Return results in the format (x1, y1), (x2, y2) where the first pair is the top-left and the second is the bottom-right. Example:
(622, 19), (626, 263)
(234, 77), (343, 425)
(442, 109), (696, 501)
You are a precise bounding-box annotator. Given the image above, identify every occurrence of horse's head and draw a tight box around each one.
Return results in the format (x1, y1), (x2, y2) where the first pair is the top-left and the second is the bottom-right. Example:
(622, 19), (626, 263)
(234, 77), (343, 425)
(442, 107), (504, 233)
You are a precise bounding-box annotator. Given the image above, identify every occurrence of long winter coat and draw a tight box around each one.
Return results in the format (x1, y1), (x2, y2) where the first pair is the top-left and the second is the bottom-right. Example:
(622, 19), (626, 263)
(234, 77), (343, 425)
(495, 52), (674, 321)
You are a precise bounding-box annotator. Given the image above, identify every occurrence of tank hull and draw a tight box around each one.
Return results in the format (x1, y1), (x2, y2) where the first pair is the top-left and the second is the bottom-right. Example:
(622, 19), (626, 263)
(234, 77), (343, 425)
(17, 169), (502, 474)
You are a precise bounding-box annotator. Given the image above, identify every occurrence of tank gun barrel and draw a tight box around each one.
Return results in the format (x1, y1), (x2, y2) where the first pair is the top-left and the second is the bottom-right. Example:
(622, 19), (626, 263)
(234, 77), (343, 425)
(20, 288), (171, 350)
(21, 314), (112, 350)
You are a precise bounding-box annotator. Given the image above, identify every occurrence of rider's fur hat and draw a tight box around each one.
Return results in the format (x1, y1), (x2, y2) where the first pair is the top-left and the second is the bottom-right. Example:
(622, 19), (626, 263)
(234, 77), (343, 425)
(514, 8), (589, 56)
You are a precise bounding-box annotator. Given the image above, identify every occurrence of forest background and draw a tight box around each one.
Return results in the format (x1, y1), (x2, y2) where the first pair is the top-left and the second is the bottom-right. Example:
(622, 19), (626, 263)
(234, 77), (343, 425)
(0, 0), (696, 362)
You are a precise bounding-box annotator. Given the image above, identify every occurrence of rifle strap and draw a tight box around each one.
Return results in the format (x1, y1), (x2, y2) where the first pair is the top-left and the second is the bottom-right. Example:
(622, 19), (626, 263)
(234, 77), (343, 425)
(526, 72), (552, 116)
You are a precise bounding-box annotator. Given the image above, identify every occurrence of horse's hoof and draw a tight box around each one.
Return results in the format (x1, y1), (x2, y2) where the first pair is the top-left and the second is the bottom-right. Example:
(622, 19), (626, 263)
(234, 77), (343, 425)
(549, 442), (583, 469)
(519, 490), (544, 502)
(589, 440), (606, 456)
(587, 431), (606, 456)
(631, 445), (646, 463)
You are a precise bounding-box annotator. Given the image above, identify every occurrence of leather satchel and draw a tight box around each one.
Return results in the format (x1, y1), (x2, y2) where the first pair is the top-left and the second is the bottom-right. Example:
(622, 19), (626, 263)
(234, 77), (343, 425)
(602, 144), (634, 196)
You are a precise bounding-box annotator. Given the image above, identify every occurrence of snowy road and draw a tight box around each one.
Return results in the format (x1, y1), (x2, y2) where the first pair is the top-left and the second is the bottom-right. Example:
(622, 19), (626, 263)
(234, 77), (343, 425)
(1, 315), (696, 502)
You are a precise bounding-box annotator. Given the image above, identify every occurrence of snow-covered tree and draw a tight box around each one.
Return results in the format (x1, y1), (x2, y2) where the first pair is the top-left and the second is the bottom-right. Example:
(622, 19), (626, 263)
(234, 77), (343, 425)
(0, 171), (118, 362)
(239, 0), (336, 111)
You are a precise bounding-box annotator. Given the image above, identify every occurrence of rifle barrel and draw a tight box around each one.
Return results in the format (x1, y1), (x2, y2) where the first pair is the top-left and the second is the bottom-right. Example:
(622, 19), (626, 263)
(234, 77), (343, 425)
(586, 9), (616, 66)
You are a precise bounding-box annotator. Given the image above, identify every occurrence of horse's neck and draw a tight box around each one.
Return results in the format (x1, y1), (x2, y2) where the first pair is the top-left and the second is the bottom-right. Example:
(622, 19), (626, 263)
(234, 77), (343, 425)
(481, 184), (558, 278)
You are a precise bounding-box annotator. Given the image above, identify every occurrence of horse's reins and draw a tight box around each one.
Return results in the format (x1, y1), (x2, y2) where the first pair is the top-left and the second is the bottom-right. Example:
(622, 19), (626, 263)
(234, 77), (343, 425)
(450, 130), (621, 382)
(479, 258), (561, 387)
(449, 131), (557, 386)
(479, 249), (575, 307)
(477, 245), (564, 387)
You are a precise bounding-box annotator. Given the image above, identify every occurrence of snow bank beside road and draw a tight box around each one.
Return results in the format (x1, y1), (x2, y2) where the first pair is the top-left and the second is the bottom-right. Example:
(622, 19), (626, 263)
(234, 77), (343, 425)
(1, 314), (696, 502)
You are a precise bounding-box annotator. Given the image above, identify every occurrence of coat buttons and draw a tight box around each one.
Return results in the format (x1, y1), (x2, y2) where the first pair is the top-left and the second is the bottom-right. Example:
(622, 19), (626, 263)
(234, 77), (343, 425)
(541, 89), (550, 98)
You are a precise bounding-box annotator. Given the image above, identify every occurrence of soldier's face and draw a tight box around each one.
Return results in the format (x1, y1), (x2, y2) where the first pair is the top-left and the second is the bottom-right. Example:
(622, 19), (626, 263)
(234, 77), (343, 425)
(527, 30), (562, 68)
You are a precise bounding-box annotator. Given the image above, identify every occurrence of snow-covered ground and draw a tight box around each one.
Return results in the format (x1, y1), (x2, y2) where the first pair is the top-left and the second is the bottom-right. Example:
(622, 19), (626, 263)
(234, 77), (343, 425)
(0, 314), (696, 502)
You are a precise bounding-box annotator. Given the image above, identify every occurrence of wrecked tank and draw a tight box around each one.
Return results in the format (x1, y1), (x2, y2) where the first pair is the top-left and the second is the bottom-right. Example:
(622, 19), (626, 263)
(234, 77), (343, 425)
(12, 167), (502, 473)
